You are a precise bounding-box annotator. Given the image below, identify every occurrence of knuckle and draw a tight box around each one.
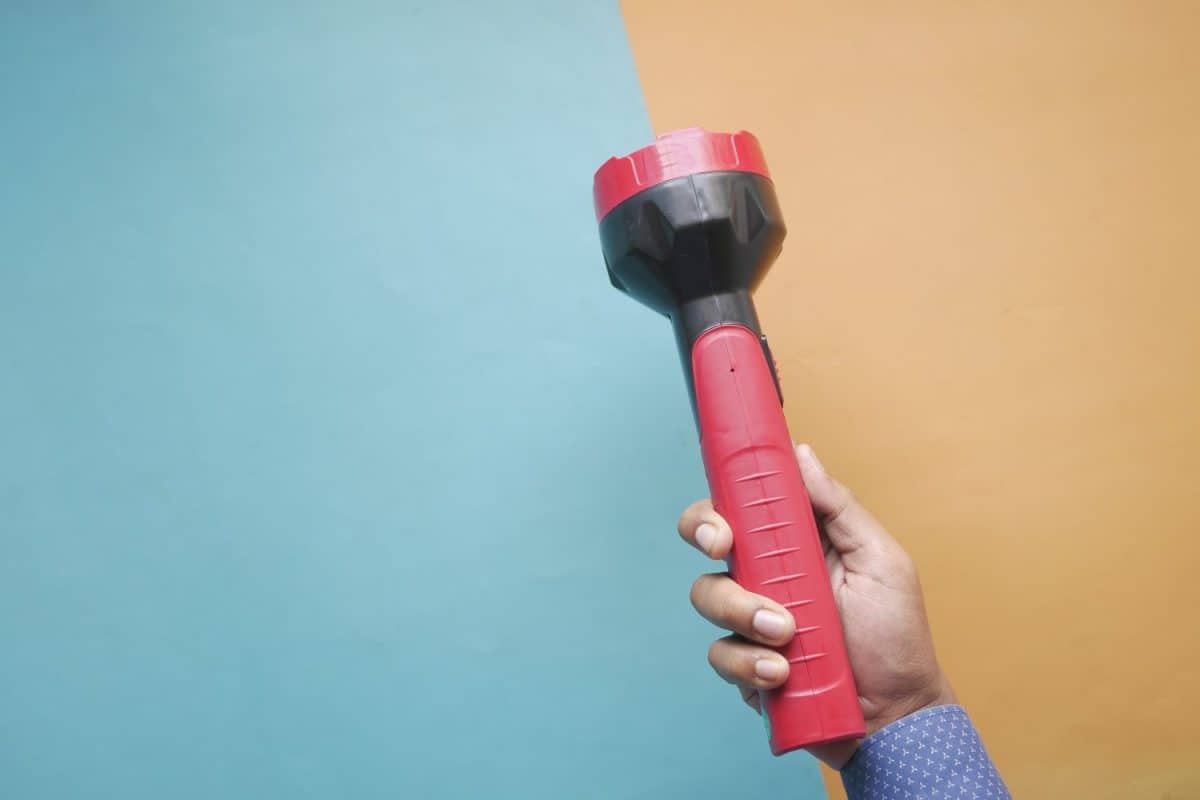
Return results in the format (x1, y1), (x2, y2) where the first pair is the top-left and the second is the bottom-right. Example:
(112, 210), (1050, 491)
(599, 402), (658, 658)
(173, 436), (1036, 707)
(688, 575), (706, 609)
(706, 639), (723, 668)
(837, 486), (857, 511)
(711, 588), (741, 628)
(691, 573), (747, 632)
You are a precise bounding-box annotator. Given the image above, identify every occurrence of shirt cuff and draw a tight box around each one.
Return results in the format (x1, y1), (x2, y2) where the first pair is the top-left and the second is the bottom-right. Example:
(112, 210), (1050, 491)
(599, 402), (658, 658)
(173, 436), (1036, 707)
(840, 705), (1010, 799)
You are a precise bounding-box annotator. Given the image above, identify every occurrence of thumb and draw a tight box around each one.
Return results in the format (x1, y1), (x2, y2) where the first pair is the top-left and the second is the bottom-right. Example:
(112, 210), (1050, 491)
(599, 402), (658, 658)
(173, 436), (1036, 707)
(794, 443), (895, 558)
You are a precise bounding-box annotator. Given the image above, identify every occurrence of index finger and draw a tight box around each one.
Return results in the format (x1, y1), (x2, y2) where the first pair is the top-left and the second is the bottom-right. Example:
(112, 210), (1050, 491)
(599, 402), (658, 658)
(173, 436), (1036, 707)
(677, 499), (733, 559)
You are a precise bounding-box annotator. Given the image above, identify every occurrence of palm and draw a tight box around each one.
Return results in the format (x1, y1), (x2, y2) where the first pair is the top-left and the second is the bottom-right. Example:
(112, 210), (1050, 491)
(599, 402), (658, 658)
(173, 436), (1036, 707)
(824, 528), (950, 734)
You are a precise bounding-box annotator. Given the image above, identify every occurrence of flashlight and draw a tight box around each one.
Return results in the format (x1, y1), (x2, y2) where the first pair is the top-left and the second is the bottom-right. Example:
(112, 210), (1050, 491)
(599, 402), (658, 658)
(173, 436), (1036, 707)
(593, 128), (865, 754)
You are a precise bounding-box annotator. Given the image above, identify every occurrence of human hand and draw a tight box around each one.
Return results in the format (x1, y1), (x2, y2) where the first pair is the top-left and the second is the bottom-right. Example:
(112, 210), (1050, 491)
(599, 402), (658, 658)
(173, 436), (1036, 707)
(678, 444), (956, 767)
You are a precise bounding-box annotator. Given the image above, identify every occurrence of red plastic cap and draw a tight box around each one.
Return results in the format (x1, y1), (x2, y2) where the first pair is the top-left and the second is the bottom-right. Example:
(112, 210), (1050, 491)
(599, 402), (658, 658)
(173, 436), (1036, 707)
(592, 128), (772, 221)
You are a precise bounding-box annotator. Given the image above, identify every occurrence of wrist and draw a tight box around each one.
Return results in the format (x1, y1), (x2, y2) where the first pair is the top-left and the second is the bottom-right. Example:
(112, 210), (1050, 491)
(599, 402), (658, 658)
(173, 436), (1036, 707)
(874, 674), (957, 738)
(809, 672), (957, 770)
(870, 671), (957, 736)
(882, 671), (957, 731)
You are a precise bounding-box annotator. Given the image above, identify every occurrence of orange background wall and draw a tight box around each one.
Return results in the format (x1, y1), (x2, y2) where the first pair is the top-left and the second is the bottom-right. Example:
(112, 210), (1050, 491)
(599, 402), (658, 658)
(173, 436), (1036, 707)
(620, 2), (1200, 797)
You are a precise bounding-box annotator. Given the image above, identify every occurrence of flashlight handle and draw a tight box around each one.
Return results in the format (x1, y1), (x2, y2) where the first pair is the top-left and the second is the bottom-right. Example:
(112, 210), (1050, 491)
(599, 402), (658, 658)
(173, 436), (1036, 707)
(691, 324), (866, 754)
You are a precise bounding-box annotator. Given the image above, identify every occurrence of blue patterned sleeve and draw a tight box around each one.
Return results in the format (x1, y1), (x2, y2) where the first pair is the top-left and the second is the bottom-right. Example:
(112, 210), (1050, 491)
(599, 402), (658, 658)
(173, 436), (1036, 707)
(840, 705), (1011, 799)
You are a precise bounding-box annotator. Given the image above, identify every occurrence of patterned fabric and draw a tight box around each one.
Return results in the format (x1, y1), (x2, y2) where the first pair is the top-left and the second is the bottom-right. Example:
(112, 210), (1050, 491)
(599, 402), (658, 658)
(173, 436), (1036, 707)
(840, 705), (1010, 799)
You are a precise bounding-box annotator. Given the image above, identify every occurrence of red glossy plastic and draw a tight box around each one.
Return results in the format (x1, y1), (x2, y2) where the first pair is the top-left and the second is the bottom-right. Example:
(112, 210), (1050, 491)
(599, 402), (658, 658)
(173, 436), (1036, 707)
(592, 128), (770, 221)
(692, 324), (866, 754)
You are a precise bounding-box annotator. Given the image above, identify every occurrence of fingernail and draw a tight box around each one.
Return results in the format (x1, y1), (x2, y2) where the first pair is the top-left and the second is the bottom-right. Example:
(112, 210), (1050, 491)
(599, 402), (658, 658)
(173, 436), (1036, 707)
(752, 609), (789, 639)
(755, 657), (786, 681)
(695, 523), (717, 553)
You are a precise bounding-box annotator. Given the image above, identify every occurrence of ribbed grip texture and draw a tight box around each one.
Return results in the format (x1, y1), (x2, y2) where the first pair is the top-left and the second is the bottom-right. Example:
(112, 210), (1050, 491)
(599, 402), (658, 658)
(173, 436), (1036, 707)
(692, 325), (865, 754)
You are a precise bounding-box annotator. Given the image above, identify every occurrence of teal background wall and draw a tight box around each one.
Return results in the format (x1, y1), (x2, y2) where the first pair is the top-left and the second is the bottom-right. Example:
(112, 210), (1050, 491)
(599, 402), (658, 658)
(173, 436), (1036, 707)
(0, 2), (824, 797)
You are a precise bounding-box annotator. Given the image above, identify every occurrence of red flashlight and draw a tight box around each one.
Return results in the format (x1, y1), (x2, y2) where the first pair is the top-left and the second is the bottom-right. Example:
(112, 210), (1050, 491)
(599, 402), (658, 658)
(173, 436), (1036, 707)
(593, 129), (865, 754)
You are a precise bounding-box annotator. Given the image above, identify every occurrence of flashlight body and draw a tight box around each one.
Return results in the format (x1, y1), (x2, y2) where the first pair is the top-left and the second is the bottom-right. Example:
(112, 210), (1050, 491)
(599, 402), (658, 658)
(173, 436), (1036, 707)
(693, 323), (864, 753)
(594, 131), (866, 754)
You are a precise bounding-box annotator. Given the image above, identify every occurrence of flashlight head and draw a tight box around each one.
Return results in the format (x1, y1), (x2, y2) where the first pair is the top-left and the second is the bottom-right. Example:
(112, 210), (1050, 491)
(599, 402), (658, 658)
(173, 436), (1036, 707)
(593, 128), (786, 317)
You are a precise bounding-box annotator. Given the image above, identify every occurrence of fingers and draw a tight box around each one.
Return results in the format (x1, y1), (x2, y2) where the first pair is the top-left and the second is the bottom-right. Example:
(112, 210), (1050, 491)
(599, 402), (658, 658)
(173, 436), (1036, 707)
(689, 572), (795, 646)
(677, 499), (733, 559)
(681, 502), (792, 716)
(708, 635), (790, 691)
(795, 443), (895, 557)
